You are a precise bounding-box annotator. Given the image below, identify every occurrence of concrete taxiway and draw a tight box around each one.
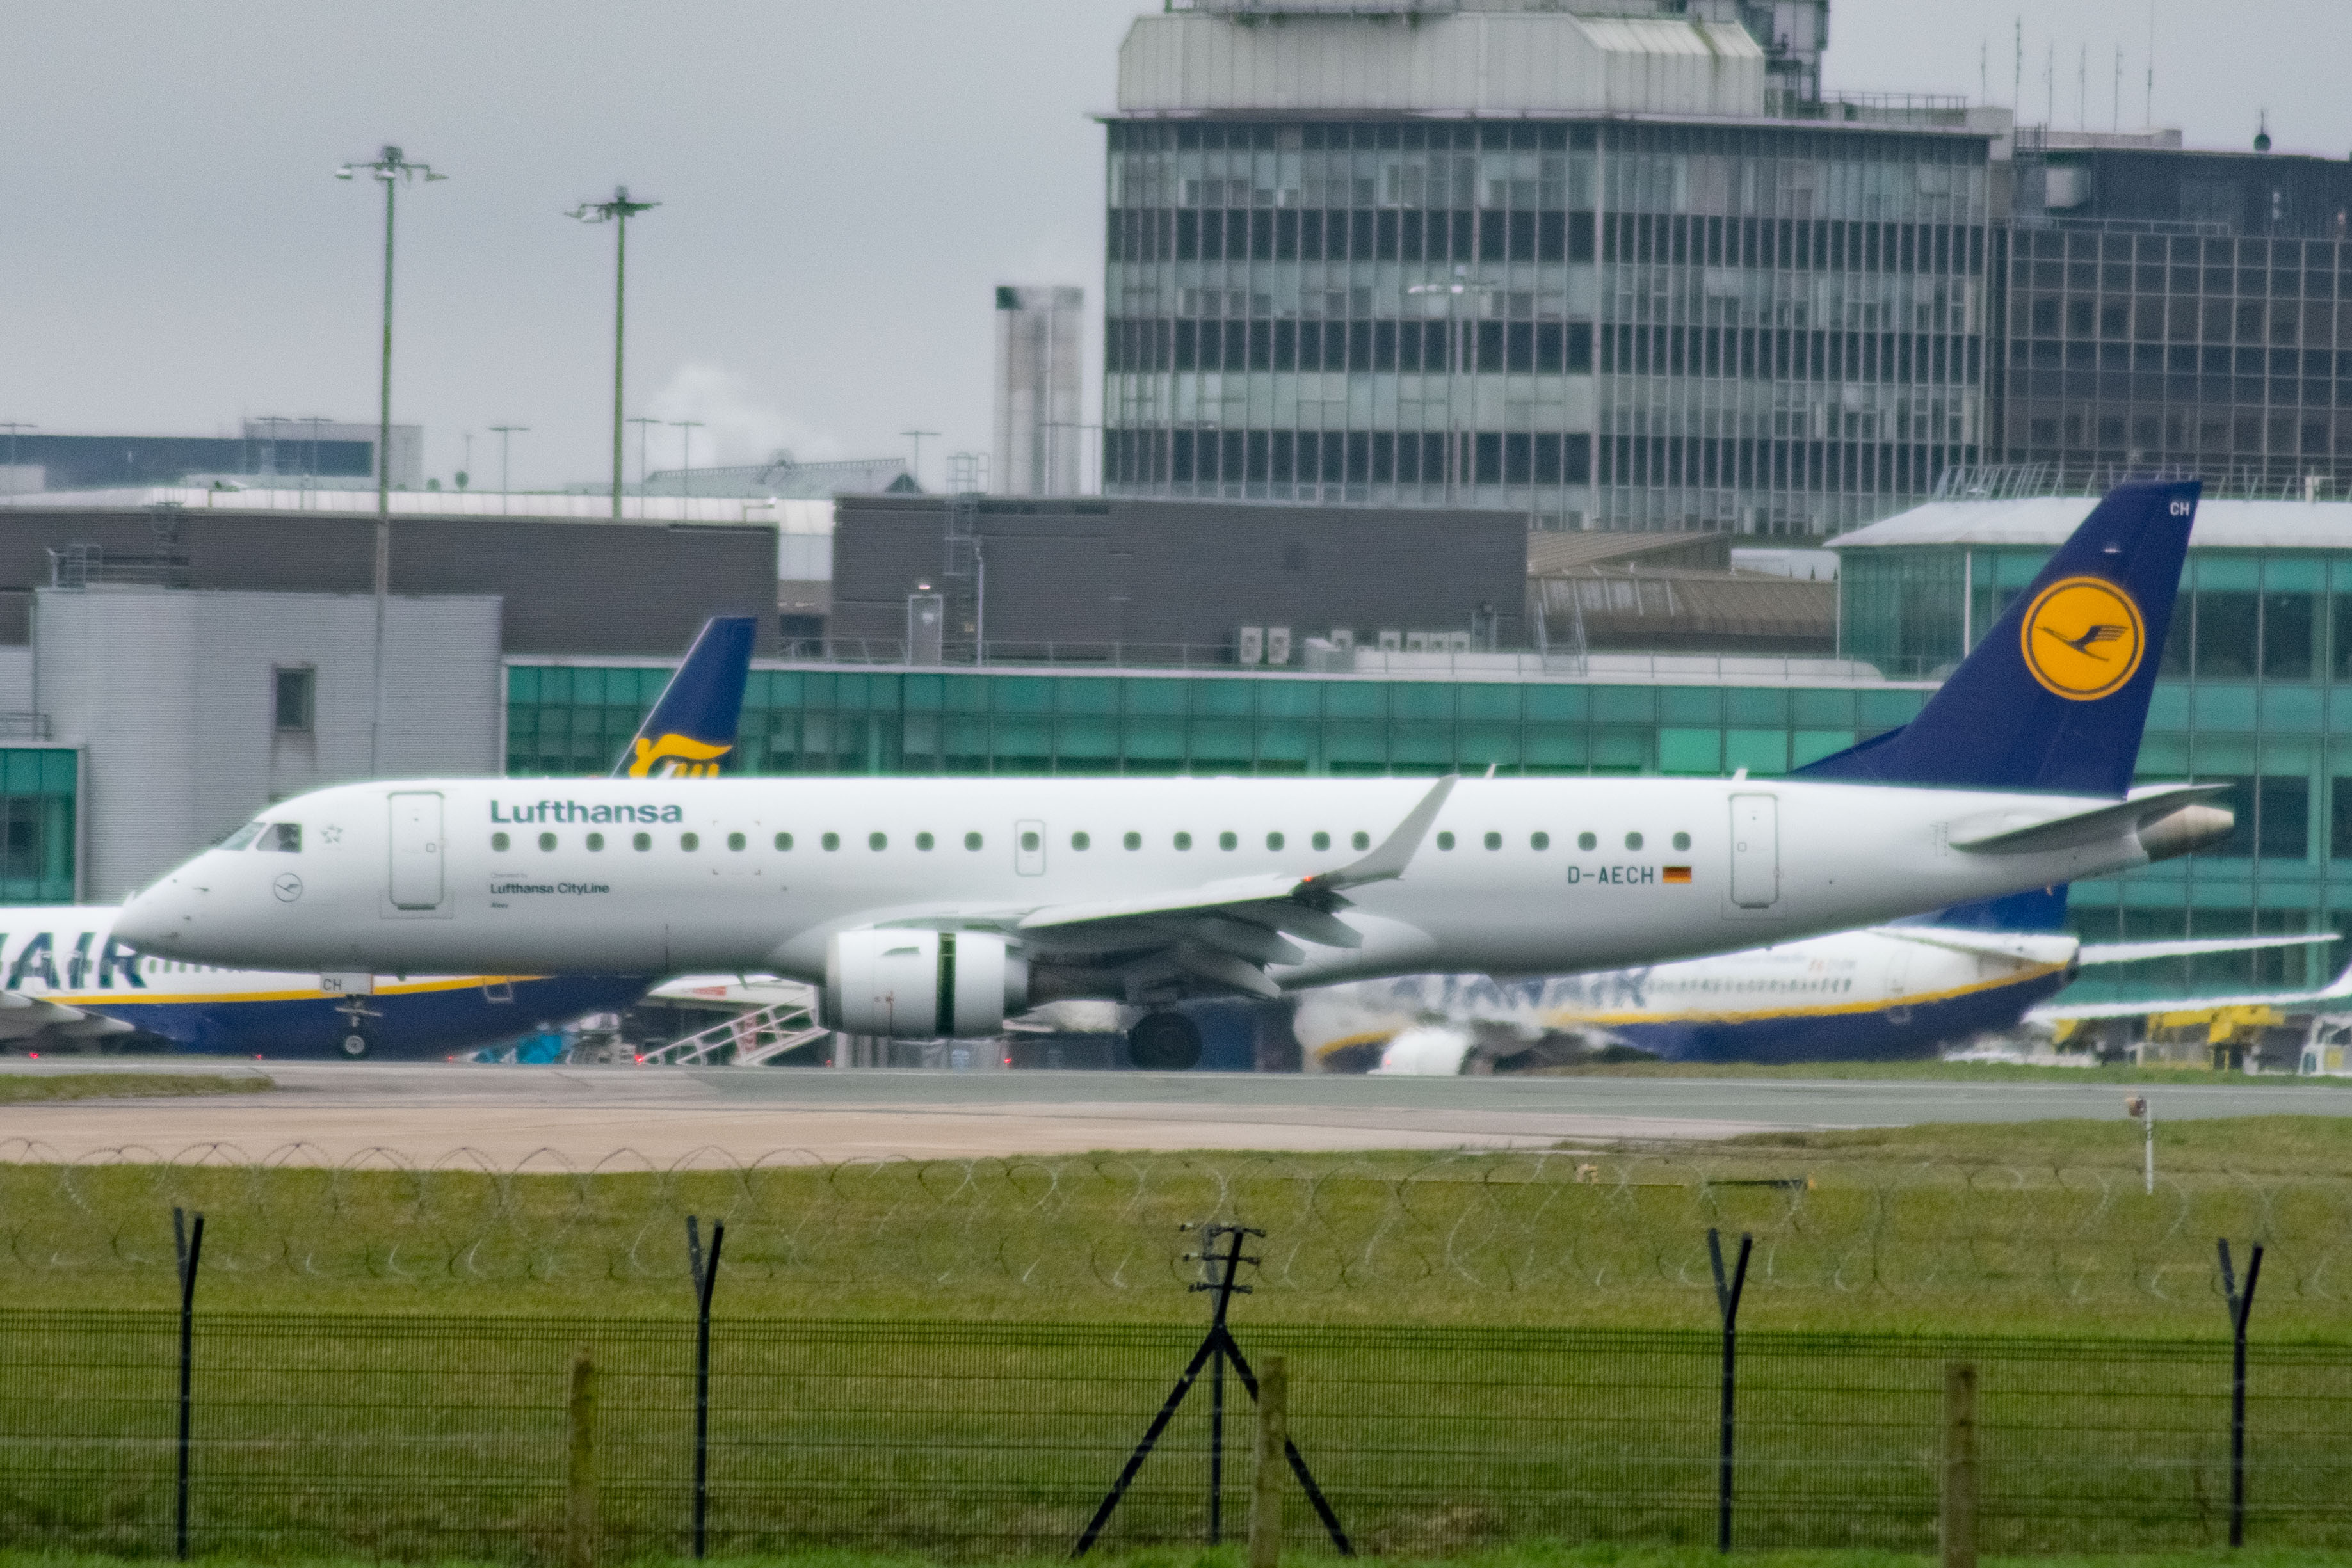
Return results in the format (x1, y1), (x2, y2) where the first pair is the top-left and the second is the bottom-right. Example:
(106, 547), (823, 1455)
(2, 1060), (2346, 1165)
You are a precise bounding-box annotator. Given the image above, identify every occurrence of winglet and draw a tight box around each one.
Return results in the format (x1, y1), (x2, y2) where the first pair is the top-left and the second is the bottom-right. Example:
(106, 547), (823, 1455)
(1307, 775), (1456, 893)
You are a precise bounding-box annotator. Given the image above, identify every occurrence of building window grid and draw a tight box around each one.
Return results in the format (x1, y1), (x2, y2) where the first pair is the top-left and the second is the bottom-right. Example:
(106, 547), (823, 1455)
(1105, 120), (1990, 533)
(1999, 229), (2351, 479)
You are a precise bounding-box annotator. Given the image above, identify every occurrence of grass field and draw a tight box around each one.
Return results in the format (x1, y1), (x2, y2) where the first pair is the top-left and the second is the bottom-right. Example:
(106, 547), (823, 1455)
(2, 1116), (2346, 1337)
(0, 1071), (270, 1103)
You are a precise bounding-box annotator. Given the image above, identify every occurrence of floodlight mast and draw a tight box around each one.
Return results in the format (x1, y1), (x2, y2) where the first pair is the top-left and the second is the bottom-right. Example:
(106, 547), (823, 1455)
(569, 186), (660, 520)
(336, 145), (447, 778)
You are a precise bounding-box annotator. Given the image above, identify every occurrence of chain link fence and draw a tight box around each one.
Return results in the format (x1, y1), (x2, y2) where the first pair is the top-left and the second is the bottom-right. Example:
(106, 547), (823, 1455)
(4, 1310), (2350, 1560)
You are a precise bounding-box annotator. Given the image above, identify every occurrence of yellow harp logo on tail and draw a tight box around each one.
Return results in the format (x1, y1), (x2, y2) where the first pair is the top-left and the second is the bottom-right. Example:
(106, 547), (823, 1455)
(628, 734), (732, 778)
(2019, 575), (2146, 701)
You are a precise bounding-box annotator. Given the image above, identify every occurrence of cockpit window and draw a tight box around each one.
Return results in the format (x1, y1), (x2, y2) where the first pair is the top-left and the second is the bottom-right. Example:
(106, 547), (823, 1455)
(255, 823), (302, 853)
(220, 823), (265, 851)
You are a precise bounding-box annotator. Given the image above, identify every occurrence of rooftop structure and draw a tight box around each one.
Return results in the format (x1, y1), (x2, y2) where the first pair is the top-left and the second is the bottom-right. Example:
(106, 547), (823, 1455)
(0, 420), (421, 493)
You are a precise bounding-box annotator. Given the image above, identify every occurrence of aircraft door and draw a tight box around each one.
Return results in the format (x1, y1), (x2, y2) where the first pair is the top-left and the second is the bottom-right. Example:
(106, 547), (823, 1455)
(387, 792), (446, 910)
(1728, 793), (1780, 909)
(1015, 819), (1047, 877)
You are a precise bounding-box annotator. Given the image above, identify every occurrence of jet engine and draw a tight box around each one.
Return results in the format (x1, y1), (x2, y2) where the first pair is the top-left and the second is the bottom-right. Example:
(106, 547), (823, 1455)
(823, 929), (1030, 1039)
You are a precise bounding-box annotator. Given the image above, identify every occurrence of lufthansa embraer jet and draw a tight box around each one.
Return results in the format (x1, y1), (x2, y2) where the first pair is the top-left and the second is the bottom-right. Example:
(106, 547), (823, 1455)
(118, 482), (2232, 1069)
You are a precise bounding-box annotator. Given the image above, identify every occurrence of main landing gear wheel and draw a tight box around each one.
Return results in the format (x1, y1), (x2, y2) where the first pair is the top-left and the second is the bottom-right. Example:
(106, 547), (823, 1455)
(1127, 1011), (1202, 1072)
(339, 1031), (372, 1060)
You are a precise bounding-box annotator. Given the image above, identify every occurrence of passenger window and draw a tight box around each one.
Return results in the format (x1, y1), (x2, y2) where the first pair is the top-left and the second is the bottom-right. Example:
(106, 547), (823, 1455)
(1021, 830), (1040, 852)
(776, 833), (794, 851)
(492, 833), (511, 852)
(728, 833), (746, 851)
(257, 824), (302, 853)
(964, 832), (983, 851)
(587, 833), (605, 852)
(916, 832), (935, 851)
(1437, 832), (1455, 851)
(1175, 832), (1193, 851)
(1219, 831), (1238, 851)
(1351, 832), (1371, 851)
(221, 823), (265, 851)
(1072, 831), (1091, 851)
(1483, 832), (1501, 851)
(538, 833), (557, 852)
(1312, 832), (1330, 851)
(1673, 831), (1691, 850)
(1579, 832), (1597, 850)
(823, 833), (841, 851)
(1266, 832), (1284, 851)
(869, 833), (887, 851)
(1124, 831), (1142, 851)
(1531, 832), (1550, 851)
(681, 833), (700, 851)
(634, 833), (652, 851)
(1625, 832), (1643, 850)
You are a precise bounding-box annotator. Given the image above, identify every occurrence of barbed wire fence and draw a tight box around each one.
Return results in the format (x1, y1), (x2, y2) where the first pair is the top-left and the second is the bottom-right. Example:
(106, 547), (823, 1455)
(4, 1140), (2351, 1328)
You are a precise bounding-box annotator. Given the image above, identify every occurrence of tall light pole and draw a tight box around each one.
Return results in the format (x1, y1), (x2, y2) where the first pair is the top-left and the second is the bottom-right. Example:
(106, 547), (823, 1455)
(0, 423), (32, 487)
(670, 420), (705, 502)
(338, 145), (447, 777)
(303, 415), (330, 503)
(568, 186), (660, 520)
(1407, 272), (1501, 504)
(901, 429), (940, 492)
(626, 415), (661, 518)
(490, 425), (529, 515)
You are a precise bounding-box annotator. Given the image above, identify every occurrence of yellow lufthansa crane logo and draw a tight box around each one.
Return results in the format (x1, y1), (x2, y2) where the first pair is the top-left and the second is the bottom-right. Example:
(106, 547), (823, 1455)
(627, 734), (733, 778)
(2019, 576), (2146, 701)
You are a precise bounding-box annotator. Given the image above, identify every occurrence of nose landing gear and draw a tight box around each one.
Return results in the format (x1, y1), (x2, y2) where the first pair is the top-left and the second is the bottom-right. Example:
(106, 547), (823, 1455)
(334, 996), (384, 1061)
(1125, 1011), (1202, 1071)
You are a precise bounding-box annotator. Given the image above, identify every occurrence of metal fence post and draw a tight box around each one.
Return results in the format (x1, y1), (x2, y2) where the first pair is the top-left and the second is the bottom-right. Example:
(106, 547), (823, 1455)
(172, 1208), (205, 1564)
(1707, 1228), (1752, 1554)
(1248, 1355), (1287, 1568)
(1941, 1362), (1976, 1568)
(2219, 1239), (2264, 1548)
(687, 1217), (726, 1560)
(568, 1347), (598, 1568)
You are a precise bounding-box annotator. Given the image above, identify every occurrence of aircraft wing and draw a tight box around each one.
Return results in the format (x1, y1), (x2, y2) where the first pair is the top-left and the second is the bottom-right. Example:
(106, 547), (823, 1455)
(2077, 932), (2338, 966)
(1873, 927), (2079, 964)
(2027, 959), (2352, 1023)
(1007, 776), (1456, 1002)
(0, 991), (139, 1043)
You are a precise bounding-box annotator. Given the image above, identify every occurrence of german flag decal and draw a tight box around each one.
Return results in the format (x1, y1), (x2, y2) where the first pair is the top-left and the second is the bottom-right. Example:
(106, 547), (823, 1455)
(1663, 866), (1693, 884)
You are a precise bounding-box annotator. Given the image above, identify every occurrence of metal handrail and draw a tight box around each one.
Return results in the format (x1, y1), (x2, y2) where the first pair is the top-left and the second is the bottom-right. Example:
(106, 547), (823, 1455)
(640, 996), (831, 1068)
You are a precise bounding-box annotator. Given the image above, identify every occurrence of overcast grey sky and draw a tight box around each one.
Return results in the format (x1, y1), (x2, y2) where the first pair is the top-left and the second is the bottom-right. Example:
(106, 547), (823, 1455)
(4, 1), (2345, 493)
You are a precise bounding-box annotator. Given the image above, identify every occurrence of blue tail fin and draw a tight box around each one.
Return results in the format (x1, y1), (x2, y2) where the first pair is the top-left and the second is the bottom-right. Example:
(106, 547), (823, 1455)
(1908, 885), (2072, 933)
(611, 617), (758, 779)
(1797, 479), (2198, 797)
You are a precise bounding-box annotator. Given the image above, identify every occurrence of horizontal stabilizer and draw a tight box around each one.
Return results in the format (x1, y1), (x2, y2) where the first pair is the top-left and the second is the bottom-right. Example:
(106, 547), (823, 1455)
(2031, 959), (2352, 1023)
(2079, 932), (2339, 966)
(1948, 784), (2231, 855)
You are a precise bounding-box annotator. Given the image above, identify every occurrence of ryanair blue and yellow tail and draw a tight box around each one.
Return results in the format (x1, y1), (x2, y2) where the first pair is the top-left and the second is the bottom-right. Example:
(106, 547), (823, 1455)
(613, 617), (758, 779)
(1797, 479), (2199, 798)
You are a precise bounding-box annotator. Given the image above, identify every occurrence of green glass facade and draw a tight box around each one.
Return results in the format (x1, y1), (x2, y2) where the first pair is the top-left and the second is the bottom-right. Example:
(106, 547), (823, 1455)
(507, 664), (1931, 783)
(0, 748), (78, 905)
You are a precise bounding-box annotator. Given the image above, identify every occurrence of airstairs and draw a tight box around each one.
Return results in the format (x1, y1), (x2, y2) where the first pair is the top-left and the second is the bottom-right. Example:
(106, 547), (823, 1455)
(638, 988), (832, 1067)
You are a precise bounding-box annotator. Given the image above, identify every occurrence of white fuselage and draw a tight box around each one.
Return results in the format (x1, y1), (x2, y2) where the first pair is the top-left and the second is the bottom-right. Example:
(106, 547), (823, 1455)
(1294, 925), (2081, 1066)
(119, 775), (2162, 996)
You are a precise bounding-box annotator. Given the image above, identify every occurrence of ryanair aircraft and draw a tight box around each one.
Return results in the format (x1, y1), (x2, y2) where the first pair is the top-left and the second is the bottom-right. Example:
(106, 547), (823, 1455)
(1295, 888), (2347, 1072)
(48, 616), (757, 1059)
(121, 485), (2234, 1071)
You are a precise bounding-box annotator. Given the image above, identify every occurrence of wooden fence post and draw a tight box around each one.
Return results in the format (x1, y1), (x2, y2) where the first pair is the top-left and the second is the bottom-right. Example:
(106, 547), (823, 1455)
(1248, 1355), (1288, 1568)
(568, 1347), (598, 1568)
(1942, 1361), (1977, 1568)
